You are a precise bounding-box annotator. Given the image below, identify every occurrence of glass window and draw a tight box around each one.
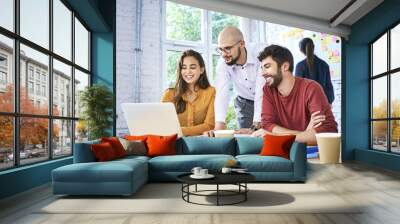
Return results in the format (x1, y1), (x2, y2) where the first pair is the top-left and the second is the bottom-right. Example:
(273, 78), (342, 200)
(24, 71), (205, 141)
(53, 119), (72, 158)
(0, 0), (14, 31)
(20, 0), (49, 49)
(36, 84), (40, 95)
(28, 67), (34, 79)
(166, 50), (181, 87)
(391, 72), (400, 118)
(0, 55), (7, 67)
(74, 69), (89, 118)
(372, 34), (387, 76)
(0, 35), (14, 113)
(372, 77), (387, 119)
(74, 18), (89, 70)
(19, 117), (49, 165)
(392, 120), (400, 153)
(53, 0), (72, 60)
(391, 24), (400, 70)
(371, 24), (400, 154)
(0, 71), (6, 85)
(372, 121), (388, 151)
(75, 120), (88, 143)
(0, 116), (13, 170)
(53, 59), (72, 117)
(41, 85), (46, 96)
(166, 1), (202, 42)
(28, 81), (34, 93)
(20, 44), (49, 115)
(211, 12), (240, 44)
(211, 54), (220, 84)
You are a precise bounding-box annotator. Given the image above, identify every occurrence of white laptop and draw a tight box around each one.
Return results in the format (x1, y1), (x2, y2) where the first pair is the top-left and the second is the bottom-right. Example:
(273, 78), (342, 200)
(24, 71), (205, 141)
(121, 102), (183, 137)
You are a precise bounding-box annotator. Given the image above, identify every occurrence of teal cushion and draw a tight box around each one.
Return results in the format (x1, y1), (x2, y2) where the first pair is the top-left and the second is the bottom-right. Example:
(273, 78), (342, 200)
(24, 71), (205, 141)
(148, 154), (235, 172)
(177, 137), (236, 155)
(236, 155), (293, 172)
(236, 137), (263, 155)
(73, 139), (101, 163)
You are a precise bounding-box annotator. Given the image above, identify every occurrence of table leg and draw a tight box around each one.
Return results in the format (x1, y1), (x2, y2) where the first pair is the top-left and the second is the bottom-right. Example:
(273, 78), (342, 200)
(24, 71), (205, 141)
(245, 183), (247, 201)
(217, 184), (219, 206)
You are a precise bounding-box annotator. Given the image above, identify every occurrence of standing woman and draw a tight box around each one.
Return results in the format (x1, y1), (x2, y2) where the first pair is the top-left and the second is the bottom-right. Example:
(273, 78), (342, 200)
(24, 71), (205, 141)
(295, 38), (335, 104)
(162, 50), (215, 136)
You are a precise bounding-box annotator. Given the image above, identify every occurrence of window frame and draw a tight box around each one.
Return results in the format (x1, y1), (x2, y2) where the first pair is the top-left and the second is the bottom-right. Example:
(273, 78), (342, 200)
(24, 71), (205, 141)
(0, 0), (92, 171)
(370, 20), (400, 154)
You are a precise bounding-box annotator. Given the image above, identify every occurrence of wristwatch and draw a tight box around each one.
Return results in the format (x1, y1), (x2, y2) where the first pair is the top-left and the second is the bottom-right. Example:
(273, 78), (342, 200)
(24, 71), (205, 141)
(250, 124), (260, 131)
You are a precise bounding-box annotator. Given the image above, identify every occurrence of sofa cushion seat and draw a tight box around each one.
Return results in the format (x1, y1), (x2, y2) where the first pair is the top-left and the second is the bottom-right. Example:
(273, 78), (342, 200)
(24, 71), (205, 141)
(236, 155), (293, 172)
(148, 154), (235, 172)
(53, 159), (147, 183)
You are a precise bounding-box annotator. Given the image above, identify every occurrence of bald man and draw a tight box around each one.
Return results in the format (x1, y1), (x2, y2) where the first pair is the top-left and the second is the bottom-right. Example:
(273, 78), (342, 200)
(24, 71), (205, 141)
(213, 27), (265, 131)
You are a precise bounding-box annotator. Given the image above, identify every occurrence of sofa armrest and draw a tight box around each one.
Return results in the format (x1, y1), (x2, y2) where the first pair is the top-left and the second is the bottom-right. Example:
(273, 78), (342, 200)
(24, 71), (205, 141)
(289, 142), (307, 181)
(73, 140), (100, 163)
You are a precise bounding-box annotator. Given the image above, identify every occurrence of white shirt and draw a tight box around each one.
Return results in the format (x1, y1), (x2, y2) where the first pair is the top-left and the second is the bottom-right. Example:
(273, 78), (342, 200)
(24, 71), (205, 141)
(214, 44), (265, 123)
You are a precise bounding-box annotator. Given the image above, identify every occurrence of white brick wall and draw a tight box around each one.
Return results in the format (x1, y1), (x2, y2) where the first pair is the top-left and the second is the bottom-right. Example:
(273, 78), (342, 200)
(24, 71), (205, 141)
(116, 0), (162, 136)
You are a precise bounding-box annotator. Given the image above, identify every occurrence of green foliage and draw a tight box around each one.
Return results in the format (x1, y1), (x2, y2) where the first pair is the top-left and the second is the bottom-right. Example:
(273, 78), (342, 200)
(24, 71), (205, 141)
(79, 84), (113, 140)
(226, 104), (237, 130)
(166, 50), (181, 87)
(166, 2), (201, 42)
(211, 12), (240, 44)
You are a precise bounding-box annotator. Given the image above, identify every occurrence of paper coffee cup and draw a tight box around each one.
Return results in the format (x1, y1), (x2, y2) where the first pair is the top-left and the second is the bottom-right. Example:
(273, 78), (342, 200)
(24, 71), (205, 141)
(316, 133), (341, 164)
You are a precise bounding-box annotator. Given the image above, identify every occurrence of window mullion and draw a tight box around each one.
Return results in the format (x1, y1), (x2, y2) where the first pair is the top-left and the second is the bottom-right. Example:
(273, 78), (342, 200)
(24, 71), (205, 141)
(387, 30), (391, 152)
(14, 0), (21, 166)
(49, 0), (54, 160)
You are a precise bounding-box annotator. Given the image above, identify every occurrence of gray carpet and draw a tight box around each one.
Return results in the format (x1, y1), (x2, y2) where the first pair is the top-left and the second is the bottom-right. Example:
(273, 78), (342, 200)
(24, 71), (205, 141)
(38, 183), (361, 214)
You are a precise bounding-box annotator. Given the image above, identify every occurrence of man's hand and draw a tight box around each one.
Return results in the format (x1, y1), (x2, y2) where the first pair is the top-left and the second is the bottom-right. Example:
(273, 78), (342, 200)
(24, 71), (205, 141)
(234, 128), (253, 134)
(251, 128), (268, 137)
(306, 111), (325, 131)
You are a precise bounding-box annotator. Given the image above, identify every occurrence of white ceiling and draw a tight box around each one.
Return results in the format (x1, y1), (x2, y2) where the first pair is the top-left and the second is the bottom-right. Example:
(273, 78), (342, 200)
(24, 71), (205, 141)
(172, 0), (384, 38)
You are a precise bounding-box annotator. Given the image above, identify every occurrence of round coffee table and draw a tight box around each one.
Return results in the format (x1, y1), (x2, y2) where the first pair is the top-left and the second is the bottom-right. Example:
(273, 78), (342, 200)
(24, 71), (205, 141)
(177, 172), (255, 206)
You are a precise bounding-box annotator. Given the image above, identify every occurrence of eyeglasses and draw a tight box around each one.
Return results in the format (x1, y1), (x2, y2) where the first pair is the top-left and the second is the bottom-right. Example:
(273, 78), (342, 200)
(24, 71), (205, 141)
(215, 40), (242, 55)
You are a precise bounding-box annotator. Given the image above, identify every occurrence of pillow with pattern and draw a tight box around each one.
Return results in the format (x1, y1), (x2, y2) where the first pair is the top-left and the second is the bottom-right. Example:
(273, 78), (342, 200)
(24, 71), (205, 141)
(118, 138), (147, 156)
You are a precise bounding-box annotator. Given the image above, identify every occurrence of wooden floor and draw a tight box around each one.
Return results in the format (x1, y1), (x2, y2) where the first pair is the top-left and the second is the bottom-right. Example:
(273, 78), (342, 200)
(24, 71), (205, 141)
(1, 161), (400, 224)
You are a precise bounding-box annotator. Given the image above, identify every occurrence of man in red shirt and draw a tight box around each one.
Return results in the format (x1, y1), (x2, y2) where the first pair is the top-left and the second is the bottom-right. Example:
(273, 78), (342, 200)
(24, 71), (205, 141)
(252, 45), (337, 145)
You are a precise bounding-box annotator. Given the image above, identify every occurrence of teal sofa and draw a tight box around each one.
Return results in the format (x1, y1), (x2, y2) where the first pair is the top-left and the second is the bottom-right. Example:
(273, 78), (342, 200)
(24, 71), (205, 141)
(52, 137), (306, 196)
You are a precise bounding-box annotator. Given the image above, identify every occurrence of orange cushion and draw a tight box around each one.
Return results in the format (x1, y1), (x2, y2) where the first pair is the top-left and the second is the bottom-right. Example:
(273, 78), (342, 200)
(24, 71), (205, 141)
(101, 137), (127, 158)
(91, 142), (118, 161)
(146, 134), (178, 157)
(260, 134), (296, 159)
(124, 135), (148, 142)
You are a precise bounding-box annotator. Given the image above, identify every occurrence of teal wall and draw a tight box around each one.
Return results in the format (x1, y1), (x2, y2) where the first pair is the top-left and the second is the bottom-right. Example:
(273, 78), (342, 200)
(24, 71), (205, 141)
(0, 158), (72, 199)
(344, 0), (400, 171)
(0, 0), (115, 200)
(92, 32), (115, 135)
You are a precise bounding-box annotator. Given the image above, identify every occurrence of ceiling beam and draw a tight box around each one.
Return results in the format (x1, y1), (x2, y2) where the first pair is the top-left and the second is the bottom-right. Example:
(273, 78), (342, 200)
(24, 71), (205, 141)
(171, 0), (351, 38)
(330, 0), (368, 28)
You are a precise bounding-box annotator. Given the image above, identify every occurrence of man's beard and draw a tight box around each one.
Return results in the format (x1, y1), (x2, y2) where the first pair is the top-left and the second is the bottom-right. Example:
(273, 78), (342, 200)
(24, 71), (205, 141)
(225, 47), (241, 66)
(266, 69), (283, 88)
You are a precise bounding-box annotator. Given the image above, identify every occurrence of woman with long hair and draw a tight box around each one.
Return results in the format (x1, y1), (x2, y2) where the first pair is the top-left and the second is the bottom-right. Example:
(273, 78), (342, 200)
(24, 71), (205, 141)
(161, 50), (215, 136)
(295, 37), (335, 104)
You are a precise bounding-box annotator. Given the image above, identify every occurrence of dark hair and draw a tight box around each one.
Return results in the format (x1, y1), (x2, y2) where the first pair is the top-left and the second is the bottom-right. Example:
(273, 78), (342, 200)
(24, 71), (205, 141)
(299, 38), (315, 75)
(173, 49), (210, 114)
(257, 45), (294, 72)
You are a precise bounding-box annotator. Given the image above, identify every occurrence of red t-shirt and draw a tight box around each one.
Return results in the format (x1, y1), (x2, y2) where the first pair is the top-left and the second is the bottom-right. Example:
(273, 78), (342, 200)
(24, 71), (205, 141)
(261, 77), (337, 133)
